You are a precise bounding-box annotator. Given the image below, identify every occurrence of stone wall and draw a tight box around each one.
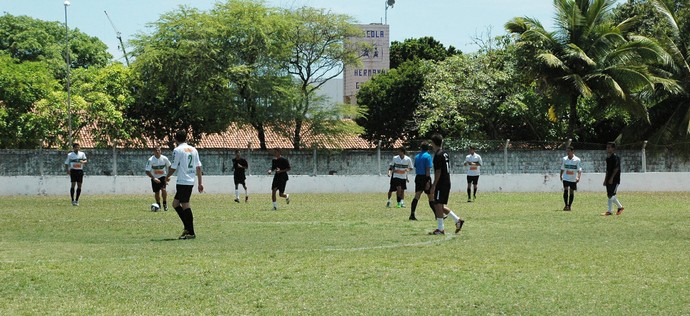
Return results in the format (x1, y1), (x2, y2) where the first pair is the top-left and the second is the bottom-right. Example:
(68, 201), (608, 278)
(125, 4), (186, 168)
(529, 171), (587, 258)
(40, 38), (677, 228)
(1, 148), (688, 176)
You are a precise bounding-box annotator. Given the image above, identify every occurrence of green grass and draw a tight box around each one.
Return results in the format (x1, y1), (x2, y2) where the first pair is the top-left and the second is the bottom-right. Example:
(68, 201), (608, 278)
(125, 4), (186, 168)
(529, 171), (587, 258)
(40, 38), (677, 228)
(1, 192), (689, 315)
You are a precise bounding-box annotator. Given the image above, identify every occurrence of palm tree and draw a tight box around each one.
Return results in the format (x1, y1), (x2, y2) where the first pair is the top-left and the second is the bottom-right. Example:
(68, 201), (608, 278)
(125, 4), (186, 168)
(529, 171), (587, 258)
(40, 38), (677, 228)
(620, 0), (690, 145)
(505, 0), (676, 140)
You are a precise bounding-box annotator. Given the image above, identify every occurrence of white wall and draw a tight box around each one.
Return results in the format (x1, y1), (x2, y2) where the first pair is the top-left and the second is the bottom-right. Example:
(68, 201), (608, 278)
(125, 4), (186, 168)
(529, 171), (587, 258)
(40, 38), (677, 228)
(1, 173), (687, 196)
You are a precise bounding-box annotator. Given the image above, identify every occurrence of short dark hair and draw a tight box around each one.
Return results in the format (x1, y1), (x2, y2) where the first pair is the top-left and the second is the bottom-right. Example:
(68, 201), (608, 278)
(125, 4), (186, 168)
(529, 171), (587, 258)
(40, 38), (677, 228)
(72, 143), (79, 148)
(398, 147), (406, 154)
(431, 134), (443, 147)
(567, 146), (574, 151)
(174, 130), (187, 143)
(420, 141), (429, 151)
(469, 146), (476, 150)
(607, 142), (616, 148)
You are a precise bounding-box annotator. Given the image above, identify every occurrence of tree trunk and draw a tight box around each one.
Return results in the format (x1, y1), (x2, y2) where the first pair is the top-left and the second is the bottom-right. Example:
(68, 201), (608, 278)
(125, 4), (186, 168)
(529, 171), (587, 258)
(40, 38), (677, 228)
(293, 119), (302, 150)
(568, 94), (579, 140)
(256, 124), (267, 150)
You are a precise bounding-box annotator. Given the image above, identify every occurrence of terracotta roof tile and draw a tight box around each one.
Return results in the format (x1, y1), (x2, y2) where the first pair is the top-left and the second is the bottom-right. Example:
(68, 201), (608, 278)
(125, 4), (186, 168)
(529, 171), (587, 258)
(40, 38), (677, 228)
(73, 122), (394, 149)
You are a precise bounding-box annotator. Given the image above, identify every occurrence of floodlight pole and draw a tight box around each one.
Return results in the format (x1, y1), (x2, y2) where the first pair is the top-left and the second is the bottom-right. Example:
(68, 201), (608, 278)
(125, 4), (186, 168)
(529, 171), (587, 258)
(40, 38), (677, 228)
(64, 0), (73, 146)
(384, 0), (395, 25)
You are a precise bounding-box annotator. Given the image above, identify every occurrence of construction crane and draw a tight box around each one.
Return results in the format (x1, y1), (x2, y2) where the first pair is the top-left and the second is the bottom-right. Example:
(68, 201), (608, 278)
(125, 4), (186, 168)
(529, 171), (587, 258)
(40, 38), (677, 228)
(104, 10), (130, 66)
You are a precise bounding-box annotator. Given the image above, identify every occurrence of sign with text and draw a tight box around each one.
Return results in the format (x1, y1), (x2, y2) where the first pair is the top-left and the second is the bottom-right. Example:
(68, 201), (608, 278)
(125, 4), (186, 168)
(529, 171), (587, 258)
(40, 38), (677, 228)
(343, 24), (390, 105)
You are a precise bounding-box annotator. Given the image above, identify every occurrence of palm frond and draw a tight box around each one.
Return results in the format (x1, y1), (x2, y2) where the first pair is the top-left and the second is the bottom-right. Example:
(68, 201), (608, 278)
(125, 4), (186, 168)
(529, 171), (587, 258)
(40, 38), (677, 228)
(650, 0), (679, 33)
(537, 53), (569, 71)
(565, 43), (596, 67)
(561, 74), (592, 98)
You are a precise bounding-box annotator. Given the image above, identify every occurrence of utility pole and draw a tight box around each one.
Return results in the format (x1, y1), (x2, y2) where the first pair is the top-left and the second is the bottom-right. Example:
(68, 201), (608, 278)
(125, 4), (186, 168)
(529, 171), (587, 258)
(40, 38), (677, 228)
(104, 10), (130, 66)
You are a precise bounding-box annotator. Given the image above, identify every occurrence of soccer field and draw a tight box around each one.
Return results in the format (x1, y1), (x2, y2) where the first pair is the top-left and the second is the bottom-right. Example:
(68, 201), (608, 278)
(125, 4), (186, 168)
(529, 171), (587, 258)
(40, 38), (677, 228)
(1, 192), (689, 315)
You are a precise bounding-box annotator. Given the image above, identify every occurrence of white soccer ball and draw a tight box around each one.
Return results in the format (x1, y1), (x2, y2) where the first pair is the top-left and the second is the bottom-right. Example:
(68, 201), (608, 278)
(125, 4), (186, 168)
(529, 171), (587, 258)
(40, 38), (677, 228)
(151, 203), (160, 212)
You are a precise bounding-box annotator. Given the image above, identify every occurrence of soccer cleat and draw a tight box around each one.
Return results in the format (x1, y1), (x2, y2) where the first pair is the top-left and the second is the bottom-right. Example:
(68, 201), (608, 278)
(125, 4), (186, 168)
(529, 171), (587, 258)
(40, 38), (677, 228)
(234, 198), (240, 203)
(74, 201), (79, 206)
(563, 206), (571, 211)
(273, 206), (277, 211)
(386, 201), (391, 208)
(601, 211), (612, 216)
(396, 203), (402, 208)
(616, 207), (624, 215)
(163, 205), (168, 211)
(71, 201), (77, 206)
(467, 199), (472, 203)
(428, 229), (445, 235)
(286, 194), (290, 204)
(180, 233), (196, 240)
(178, 230), (195, 239)
(455, 219), (465, 234)
(409, 216), (417, 221)
(245, 196), (249, 203)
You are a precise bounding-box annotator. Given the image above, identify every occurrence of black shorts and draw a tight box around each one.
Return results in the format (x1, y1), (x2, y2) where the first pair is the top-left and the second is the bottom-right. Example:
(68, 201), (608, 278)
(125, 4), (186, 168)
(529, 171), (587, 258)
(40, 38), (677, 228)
(414, 175), (431, 194)
(174, 184), (194, 203)
(389, 178), (407, 191)
(434, 185), (451, 205)
(272, 177), (288, 194)
(467, 175), (479, 185)
(69, 169), (84, 183)
(563, 181), (577, 191)
(606, 183), (619, 198)
(151, 176), (167, 192)
(234, 175), (246, 186)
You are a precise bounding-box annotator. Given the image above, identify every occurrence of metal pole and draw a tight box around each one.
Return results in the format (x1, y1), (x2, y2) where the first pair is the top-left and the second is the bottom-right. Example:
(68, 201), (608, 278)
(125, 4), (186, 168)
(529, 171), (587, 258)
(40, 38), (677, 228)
(384, 1), (388, 24)
(377, 140), (382, 176)
(64, 1), (73, 146)
(504, 139), (510, 174)
(313, 147), (317, 176)
(642, 140), (648, 173)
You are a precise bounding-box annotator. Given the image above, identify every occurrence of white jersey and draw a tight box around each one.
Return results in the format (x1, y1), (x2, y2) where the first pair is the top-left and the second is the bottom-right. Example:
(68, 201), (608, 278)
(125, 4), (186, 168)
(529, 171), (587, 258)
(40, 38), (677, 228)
(64, 151), (87, 170)
(145, 155), (171, 178)
(561, 155), (582, 182)
(464, 153), (483, 176)
(170, 143), (202, 186)
(390, 155), (413, 180)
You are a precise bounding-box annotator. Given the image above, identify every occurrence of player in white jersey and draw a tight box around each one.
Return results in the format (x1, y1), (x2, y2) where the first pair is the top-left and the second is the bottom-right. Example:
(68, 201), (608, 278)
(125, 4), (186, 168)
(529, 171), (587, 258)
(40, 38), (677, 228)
(387, 147), (413, 208)
(560, 146), (582, 211)
(64, 143), (87, 206)
(166, 130), (204, 239)
(145, 146), (171, 211)
(463, 146), (483, 202)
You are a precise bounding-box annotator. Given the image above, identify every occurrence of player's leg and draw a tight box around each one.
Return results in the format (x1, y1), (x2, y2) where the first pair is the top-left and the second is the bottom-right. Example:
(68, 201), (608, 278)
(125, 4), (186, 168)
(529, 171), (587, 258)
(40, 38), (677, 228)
(473, 177), (479, 200)
(466, 176), (471, 201)
(562, 182), (569, 210)
(70, 181), (76, 204)
(161, 186), (168, 211)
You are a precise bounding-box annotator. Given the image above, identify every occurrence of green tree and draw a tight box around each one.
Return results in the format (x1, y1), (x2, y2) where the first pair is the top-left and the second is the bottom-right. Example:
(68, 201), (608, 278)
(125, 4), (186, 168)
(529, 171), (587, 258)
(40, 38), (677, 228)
(417, 40), (555, 142)
(0, 13), (111, 76)
(356, 36), (459, 146)
(0, 53), (59, 148)
(282, 6), (363, 149)
(389, 36), (460, 69)
(356, 60), (431, 147)
(505, 0), (676, 140)
(129, 6), (235, 146)
(614, 0), (690, 145)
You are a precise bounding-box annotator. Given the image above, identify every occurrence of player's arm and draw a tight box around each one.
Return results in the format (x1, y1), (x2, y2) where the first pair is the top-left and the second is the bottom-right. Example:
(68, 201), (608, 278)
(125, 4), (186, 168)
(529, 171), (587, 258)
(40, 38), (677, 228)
(196, 166), (204, 193)
(476, 157), (482, 166)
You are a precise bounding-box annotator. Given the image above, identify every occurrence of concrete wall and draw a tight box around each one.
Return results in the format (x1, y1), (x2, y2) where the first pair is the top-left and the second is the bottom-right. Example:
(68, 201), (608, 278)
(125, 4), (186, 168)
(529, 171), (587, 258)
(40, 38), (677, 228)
(2, 148), (690, 177)
(2, 172), (688, 196)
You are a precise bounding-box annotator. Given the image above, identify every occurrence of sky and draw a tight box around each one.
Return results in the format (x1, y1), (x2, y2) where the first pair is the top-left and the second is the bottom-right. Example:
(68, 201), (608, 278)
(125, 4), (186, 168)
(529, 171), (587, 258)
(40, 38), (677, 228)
(2, 0), (625, 64)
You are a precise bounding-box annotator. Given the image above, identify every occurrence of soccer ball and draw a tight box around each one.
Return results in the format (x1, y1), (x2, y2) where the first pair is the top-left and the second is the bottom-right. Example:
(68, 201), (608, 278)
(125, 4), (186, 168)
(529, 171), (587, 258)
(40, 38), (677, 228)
(151, 203), (160, 212)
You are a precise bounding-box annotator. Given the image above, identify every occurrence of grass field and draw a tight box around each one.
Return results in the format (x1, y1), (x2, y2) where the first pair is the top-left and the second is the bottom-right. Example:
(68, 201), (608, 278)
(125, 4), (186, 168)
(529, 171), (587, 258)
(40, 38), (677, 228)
(1, 191), (689, 315)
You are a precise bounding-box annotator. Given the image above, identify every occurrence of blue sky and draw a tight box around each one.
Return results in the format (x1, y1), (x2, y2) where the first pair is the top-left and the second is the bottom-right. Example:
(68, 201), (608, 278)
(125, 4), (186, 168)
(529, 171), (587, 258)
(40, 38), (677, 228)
(3, 0), (625, 63)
